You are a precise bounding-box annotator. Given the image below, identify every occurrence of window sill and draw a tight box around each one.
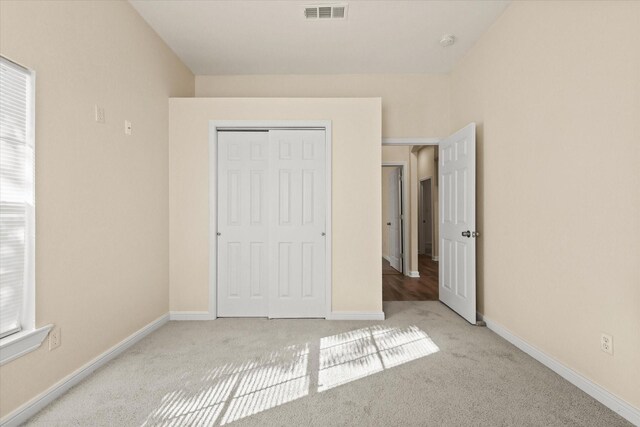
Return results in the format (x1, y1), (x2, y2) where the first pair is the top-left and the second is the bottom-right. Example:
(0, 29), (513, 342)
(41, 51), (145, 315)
(0, 324), (53, 366)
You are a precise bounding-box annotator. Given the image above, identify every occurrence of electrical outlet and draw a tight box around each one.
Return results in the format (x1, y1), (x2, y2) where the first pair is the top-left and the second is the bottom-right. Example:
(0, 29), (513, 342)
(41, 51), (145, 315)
(124, 120), (132, 135)
(600, 333), (613, 355)
(49, 327), (61, 351)
(95, 105), (105, 123)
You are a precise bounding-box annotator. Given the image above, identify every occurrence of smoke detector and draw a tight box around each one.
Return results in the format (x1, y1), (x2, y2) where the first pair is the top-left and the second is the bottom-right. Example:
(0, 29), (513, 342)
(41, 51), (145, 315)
(304, 4), (348, 20)
(440, 34), (456, 47)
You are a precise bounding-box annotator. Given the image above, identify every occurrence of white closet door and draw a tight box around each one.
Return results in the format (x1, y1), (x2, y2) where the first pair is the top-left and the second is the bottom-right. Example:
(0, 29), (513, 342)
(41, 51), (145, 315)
(217, 131), (270, 317)
(268, 130), (326, 318)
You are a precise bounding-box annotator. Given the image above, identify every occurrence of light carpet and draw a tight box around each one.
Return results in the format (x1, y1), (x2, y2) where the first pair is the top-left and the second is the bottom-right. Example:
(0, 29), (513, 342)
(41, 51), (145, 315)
(26, 302), (631, 426)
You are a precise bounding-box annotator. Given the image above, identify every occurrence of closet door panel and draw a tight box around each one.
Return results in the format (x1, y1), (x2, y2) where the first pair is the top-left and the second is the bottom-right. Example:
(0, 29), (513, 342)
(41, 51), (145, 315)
(217, 131), (269, 317)
(268, 130), (326, 318)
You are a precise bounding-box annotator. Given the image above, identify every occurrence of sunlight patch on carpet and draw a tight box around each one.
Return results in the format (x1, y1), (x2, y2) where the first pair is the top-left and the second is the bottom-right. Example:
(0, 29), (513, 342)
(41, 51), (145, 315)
(141, 326), (438, 426)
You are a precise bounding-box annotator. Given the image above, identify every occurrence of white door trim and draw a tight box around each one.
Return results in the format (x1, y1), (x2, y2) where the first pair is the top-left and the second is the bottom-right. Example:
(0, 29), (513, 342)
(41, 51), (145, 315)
(382, 137), (440, 146)
(209, 120), (333, 320)
(382, 162), (409, 276)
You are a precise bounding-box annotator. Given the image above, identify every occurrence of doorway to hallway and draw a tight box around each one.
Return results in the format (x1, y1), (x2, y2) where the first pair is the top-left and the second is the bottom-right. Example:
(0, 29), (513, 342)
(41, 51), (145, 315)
(382, 255), (438, 301)
(381, 123), (476, 322)
(382, 156), (438, 301)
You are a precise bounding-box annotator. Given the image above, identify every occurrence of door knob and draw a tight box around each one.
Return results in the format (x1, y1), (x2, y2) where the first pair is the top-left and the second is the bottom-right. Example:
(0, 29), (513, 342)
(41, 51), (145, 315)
(461, 230), (471, 238)
(387, 222), (391, 226)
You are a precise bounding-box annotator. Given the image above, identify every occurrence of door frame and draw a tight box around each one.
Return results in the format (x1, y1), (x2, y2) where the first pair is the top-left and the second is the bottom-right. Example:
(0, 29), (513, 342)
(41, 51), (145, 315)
(419, 177), (434, 257)
(209, 120), (333, 320)
(381, 161), (409, 276)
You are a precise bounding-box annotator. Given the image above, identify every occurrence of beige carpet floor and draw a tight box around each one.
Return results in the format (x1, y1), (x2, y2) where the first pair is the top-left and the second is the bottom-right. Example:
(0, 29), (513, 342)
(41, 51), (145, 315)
(26, 302), (631, 426)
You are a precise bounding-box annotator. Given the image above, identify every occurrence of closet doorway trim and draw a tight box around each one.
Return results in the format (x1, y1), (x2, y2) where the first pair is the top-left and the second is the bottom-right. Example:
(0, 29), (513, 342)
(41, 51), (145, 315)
(208, 120), (333, 319)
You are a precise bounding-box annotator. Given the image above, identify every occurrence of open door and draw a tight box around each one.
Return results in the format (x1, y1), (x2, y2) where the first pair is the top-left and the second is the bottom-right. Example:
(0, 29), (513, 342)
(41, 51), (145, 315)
(439, 123), (477, 324)
(387, 167), (403, 273)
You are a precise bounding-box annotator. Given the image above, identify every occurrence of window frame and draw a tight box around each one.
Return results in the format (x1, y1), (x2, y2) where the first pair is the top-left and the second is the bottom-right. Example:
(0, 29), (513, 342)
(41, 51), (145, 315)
(0, 55), (51, 365)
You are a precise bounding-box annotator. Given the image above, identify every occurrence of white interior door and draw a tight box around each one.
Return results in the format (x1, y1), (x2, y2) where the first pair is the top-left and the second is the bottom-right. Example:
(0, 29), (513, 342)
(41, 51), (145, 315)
(217, 131), (270, 317)
(420, 180), (433, 255)
(439, 123), (477, 324)
(268, 129), (326, 318)
(387, 168), (402, 272)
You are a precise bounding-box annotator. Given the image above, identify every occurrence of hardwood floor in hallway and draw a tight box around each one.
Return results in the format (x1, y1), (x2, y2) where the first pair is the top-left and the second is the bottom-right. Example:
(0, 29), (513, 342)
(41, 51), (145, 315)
(382, 255), (439, 301)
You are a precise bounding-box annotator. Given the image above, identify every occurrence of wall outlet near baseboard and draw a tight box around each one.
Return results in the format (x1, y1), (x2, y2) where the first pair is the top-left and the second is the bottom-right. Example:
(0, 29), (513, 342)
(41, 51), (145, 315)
(49, 327), (61, 351)
(600, 333), (613, 355)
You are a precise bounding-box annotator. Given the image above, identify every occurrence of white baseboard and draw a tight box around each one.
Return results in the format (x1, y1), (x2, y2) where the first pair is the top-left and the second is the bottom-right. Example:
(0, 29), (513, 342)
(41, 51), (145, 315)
(407, 271), (420, 278)
(327, 311), (385, 321)
(479, 313), (640, 426)
(0, 314), (169, 427)
(169, 311), (216, 321)
(432, 256), (439, 261)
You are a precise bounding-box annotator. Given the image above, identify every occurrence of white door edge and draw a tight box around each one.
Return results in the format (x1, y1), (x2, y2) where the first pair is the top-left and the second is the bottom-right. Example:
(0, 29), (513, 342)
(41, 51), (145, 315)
(382, 162), (409, 276)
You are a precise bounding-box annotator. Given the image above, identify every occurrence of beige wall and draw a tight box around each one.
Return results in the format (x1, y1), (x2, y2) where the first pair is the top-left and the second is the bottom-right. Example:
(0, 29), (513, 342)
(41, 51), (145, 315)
(450, 1), (640, 408)
(3, 0), (637, 418)
(195, 74), (450, 139)
(0, 0), (194, 418)
(196, 75), (452, 278)
(417, 146), (439, 258)
(169, 98), (382, 314)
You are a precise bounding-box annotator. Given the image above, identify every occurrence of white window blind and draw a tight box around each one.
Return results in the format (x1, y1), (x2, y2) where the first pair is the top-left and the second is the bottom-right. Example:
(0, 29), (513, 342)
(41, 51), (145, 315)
(0, 57), (35, 339)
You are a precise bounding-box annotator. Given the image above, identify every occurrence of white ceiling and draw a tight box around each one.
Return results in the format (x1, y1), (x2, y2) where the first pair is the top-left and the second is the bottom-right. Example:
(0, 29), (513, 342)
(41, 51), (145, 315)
(130, 0), (510, 75)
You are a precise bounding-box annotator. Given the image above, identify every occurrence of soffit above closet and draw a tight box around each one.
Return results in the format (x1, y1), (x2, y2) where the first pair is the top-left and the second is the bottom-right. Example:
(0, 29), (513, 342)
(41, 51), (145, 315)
(129, 0), (510, 75)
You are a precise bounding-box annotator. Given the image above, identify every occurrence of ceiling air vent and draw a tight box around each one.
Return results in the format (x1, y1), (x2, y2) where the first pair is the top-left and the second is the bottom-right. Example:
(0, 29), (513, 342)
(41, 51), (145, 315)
(304, 4), (348, 20)
(304, 7), (318, 19)
(318, 6), (332, 18)
(332, 6), (346, 18)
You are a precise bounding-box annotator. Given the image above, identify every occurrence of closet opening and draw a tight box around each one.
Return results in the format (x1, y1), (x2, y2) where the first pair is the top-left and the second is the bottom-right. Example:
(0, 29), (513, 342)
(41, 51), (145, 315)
(210, 122), (332, 319)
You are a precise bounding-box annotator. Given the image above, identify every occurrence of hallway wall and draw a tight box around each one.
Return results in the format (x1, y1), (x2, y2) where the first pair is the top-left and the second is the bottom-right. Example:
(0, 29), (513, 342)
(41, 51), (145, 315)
(417, 146), (439, 259)
(381, 146), (420, 275)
